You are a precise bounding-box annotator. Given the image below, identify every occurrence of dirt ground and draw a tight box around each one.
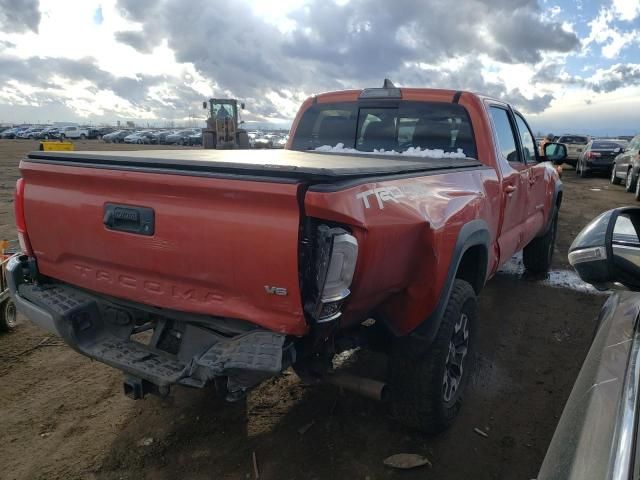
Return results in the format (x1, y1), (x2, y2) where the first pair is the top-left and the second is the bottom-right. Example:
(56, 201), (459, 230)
(0, 141), (632, 479)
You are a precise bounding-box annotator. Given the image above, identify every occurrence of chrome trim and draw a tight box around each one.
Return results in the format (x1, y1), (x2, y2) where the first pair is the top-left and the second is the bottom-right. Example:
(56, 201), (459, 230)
(320, 289), (350, 304)
(611, 322), (640, 480)
(568, 246), (607, 266)
(315, 311), (342, 323)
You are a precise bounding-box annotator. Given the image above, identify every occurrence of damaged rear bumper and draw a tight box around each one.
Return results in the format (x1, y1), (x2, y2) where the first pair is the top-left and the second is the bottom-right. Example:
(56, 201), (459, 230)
(6, 255), (291, 399)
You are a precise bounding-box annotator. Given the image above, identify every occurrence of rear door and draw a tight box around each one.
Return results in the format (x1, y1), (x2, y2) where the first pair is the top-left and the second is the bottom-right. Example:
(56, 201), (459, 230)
(513, 111), (547, 242)
(487, 104), (530, 261)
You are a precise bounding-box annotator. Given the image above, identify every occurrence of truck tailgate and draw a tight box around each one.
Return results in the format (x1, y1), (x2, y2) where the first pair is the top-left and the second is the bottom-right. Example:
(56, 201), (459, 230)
(20, 160), (307, 335)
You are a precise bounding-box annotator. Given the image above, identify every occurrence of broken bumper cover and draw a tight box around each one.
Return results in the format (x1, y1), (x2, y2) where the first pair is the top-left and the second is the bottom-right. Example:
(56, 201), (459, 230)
(6, 255), (290, 398)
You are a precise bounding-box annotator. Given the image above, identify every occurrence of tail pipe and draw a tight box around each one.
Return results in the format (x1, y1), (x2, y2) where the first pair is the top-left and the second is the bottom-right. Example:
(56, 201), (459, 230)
(325, 372), (389, 402)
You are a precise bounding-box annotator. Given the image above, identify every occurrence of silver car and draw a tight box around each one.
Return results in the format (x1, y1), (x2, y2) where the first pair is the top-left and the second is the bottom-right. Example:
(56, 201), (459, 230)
(539, 207), (640, 479)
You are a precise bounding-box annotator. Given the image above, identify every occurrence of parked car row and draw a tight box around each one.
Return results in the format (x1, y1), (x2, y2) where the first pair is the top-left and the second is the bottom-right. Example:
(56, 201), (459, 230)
(0, 125), (116, 140)
(248, 131), (289, 148)
(102, 128), (203, 145)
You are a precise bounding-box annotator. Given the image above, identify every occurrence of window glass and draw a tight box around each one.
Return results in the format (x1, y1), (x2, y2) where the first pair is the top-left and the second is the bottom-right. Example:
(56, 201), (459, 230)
(489, 107), (520, 163)
(290, 101), (477, 159)
(558, 135), (589, 144)
(630, 136), (640, 151)
(592, 141), (625, 149)
(514, 113), (536, 163)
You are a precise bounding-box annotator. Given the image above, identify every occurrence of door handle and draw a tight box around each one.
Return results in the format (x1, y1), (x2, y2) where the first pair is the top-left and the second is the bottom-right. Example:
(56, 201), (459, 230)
(505, 185), (517, 193)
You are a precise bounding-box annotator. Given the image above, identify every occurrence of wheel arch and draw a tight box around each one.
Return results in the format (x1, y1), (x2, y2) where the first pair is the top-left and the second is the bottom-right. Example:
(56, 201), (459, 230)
(410, 219), (490, 346)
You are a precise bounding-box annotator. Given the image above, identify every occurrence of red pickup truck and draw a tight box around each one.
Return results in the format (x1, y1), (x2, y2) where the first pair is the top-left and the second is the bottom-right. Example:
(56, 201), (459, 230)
(7, 85), (564, 433)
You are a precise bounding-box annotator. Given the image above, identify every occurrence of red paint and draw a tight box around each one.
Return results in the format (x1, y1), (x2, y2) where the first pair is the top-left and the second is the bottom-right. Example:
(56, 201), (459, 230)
(19, 88), (560, 338)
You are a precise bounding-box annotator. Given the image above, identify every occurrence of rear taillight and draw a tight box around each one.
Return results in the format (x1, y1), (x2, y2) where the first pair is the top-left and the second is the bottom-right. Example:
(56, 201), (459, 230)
(587, 152), (601, 159)
(305, 225), (358, 323)
(14, 178), (34, 256)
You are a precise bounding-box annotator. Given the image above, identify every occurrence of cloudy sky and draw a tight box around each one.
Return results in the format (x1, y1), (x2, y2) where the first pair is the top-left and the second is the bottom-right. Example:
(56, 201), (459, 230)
(0, 0), (639, 135)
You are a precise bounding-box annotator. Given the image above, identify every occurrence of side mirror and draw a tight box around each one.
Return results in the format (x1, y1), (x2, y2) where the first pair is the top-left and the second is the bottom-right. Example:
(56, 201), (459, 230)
(202, 101), (208, 110)
(569, 207), (640, 291)
(239, 120), (245, 125)
(240, 103), (245, 110)
(544, 142), (567, 165)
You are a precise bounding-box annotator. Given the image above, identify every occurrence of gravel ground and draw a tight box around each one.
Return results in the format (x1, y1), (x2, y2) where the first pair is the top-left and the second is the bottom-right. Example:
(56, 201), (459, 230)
(0, 140), (631, 479)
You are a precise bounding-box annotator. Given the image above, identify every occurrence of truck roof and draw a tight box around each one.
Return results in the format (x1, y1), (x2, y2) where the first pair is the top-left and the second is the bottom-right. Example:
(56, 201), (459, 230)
(26, 149), (482, 181)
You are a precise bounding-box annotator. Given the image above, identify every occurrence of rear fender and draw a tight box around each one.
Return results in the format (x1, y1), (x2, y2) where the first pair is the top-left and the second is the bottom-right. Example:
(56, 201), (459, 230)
(410, 219), (490, 345)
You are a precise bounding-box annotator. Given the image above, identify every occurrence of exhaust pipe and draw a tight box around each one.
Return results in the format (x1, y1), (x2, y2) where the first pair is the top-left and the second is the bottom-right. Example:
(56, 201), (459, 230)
(325, 372), (388, 402)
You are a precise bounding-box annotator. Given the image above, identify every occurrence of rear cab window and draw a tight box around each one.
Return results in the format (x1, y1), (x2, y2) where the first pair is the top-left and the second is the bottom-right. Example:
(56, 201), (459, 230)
(290, 101), (477, 159)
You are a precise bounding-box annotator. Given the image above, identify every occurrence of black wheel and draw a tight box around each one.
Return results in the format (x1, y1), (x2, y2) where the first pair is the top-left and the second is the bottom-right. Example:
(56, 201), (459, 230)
(80, 134), (86, 140)
(611, 165), (621, 184)
(43, 135), (49, 140)
(179, 138), (185, 146)
(579, 160), (589, 178)
(388, 279), (476, 434)
(60, 134), (66, 139)
(523, 210), (558, 273)
(635, 176), (640, 201)
(0, 299), (17, 332)
(626, 169), (635, 192)
(575, 160), (581, 175)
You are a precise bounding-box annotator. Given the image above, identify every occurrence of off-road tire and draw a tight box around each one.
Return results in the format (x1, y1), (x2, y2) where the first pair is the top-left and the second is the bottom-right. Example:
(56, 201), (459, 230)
(388, 279), (477, 434)
(626, 169), (636, 192)
(0, 299), (17, 332)
(611, 165), (621, 184)
(523, 210), (558, 273)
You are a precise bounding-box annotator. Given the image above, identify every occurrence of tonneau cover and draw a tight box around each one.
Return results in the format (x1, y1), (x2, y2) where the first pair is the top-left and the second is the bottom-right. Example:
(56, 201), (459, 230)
(26, 149), (482, 180)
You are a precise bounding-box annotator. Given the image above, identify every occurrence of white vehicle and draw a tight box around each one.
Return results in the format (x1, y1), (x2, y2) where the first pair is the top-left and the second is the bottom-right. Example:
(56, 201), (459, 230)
(59, 125), (89, 140)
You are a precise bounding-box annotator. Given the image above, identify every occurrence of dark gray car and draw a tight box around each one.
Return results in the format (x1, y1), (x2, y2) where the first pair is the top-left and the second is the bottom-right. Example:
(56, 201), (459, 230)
(576, 139), (627, 178)
(611, 134), (640, 196)
(539, 207), (640, 479)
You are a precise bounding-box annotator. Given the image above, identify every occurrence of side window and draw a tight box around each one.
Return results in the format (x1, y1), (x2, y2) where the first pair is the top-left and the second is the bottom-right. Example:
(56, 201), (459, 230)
(514, 113), (537, 164)
(489, 107), (520, 163)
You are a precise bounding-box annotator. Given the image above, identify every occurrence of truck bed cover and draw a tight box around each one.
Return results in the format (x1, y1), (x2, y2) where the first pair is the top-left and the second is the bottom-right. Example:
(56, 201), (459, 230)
(26, 149), (482, 181)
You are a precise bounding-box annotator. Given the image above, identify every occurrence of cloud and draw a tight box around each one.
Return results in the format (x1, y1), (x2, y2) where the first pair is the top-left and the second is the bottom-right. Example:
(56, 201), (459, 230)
(590, 64), (640, 93)
(0, 0), (41, 33)
(532, 61), (640, 95)
(583, 7), (639, 59)
(113, 0), (578, 112)
(396, 58), (554, 113)
(0, 54), (210, 120)
(612, 0), (640, 21)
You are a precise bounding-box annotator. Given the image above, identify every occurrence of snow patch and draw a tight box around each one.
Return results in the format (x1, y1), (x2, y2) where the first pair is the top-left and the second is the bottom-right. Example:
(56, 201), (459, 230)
(314, 143), (467, 159)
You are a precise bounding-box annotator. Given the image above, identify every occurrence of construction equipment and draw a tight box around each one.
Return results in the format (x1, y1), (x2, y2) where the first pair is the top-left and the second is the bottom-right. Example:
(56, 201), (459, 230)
(39, 141), (74, 151)
(202, 98), (250, 149)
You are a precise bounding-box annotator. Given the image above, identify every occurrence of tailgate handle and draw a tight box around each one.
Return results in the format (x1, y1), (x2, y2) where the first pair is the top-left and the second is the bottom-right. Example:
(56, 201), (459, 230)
(103, 203), (154, 236)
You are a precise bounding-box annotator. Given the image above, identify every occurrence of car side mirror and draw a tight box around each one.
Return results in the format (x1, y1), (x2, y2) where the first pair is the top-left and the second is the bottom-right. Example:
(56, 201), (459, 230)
(569, 207), (640, 291)
(544, 142), (567, 165)
(202, 101), (208, 110)
(240, 103), (245, 110)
